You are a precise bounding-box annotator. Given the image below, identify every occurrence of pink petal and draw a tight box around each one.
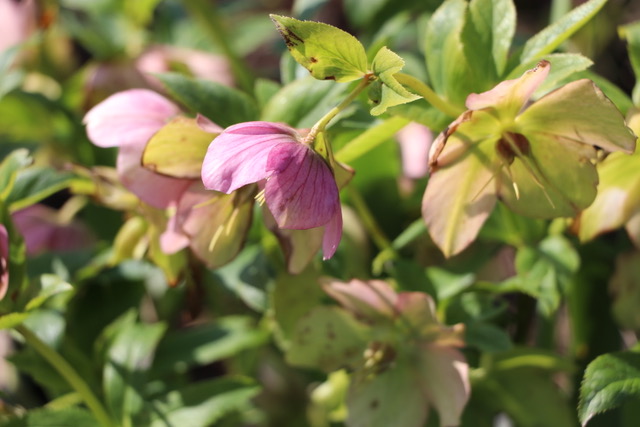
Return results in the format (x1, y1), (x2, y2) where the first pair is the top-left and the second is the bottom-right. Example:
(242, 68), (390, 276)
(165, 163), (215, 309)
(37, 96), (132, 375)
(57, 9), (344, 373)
(321, 278), (399, 320)
(117, 142), (192, 209)
(265, 143), (340, 230)
(322, 206), (342, 259)
(11, 205), (94, 255)
(201, 121), (299, 193)
(0, 0), (36, 52)
(466, 60), (550, 114)
(418, 344), (470, 427)
(159, 206), (190, 254)
(196, 114), (223, 133)
(396, 122), (433, 179)
(0, 224), (9, 301)
(83, 89), (179, 148)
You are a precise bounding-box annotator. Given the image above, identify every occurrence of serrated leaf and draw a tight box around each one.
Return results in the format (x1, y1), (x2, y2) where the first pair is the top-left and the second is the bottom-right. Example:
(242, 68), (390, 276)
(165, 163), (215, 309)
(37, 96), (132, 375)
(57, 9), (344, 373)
(505, 53), (593, 95)
(286, 306), (369, 371)
(155, 73), (258, 128)
(141, 117), (215, 179)
(370, 47), (420, 116)
(579, 352), (640, 426)
(270, 15), (368, 82)
(519, 0), (607, 63)
(150, 378), (260, 427)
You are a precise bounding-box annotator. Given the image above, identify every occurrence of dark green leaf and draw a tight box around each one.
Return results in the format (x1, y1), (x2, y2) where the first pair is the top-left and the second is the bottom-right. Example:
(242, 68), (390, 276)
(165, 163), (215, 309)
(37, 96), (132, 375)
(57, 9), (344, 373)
(0, 149), (31, 201)
(6, 167), (77, 212)
(156, 73), (258, 128)
(0, 407), (99, 427)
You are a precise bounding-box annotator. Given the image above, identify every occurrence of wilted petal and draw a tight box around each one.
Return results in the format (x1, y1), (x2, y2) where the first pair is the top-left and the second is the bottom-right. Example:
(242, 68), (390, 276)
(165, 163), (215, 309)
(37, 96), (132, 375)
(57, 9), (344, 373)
(466, 60), (550, 116)
(322, 278), (399, 320)
(201, 121), (299, 193)
(0, 224), (8, 301)
(265, 142), (340, 229)
(418, 344), (470, 427)
(517, 79), (636, 154)
(117, 142), (191, 209)
(84, 89), (179, 148)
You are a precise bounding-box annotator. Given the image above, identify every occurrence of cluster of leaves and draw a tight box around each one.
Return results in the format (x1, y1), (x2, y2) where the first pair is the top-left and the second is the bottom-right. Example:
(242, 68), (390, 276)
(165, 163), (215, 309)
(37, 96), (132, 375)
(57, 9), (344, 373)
(2, 0), (640, 426)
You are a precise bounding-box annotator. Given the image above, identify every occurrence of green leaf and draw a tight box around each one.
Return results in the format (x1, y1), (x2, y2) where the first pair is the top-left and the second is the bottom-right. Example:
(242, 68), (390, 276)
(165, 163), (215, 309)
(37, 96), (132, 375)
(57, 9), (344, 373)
(423, 0), (471, 106)
(620, 21), (640, 105)
(141, 117), (215, 179)
(462, 0), (516, 84)
(24, 274), (74, 312)
(155, 73), (258, 128)
(103, 311), (167, 424)
(6, 167), (77, 212)
(286, 306), (369, 372)
(512, 235), (580, 316)
(369, 47), (420, 116)
(151, 316), (268, 375)
(579, 352), (640, 426)
(519, 0), (607, 63)
(261, 76), (347, 128)
(0, 149), (32, 201)
(150, 377), (260, 427)
(609, 253), (640, 331)
(212, 245), (271, 312)
(270, 15), (368, 82)
(0, 407), (99, 427)
(465, 321), (513, 353)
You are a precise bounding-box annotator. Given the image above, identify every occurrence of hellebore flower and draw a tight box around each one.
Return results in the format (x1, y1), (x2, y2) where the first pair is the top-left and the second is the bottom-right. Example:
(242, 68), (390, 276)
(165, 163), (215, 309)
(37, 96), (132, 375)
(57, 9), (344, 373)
(12, 204), (94, 256)
(83, 89), (191, 208)
(423, 60), (637, 257)
(0, 224), (9, 301)
(396, 122), (433, 180)
(201, 121), (342, 259)
(319, 278), (469, 427)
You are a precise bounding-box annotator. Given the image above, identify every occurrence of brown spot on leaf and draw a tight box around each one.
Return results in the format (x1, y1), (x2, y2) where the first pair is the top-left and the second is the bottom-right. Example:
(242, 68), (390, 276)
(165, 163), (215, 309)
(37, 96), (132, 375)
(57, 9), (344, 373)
(310, 57), (318, 63)
(323, 76), (336, 81)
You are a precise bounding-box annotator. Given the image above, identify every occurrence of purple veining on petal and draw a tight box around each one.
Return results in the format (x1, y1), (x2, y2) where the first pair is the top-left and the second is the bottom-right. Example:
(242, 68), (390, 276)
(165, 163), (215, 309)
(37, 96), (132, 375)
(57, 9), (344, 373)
(201, 124), (298, 194)
(265, 142), (339, 230)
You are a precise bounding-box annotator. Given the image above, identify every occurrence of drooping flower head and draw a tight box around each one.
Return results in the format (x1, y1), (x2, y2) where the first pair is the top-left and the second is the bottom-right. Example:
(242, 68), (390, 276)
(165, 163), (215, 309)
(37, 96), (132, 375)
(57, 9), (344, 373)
(201, 121), (342, 259)
(423, 60), (637, 257)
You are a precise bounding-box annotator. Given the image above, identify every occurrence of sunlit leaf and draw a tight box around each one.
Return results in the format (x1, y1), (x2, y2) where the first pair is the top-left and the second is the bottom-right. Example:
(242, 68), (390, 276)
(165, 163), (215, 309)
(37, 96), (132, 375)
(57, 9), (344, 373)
(270, 15), (368, 83)
(369, 47), (420, 116)
(579, 352), (640, 426)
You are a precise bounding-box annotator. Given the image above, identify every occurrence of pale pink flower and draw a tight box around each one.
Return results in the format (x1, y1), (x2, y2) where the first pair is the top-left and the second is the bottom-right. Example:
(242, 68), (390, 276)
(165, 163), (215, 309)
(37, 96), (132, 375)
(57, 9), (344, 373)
(0, 0), (37, 53)
(396, 122), (433, 179)
(0, 224), (8, 301)
(83, 89), (191, 208)
(11, 205), (94, 256)
(201, 121), (342, 259)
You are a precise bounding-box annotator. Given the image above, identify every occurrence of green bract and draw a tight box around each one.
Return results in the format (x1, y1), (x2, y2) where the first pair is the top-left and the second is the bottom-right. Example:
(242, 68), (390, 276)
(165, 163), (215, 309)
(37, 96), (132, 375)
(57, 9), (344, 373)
(369, 47), (420, 116)
(423, 60), (636, 257)
(270, 15), (368, 83)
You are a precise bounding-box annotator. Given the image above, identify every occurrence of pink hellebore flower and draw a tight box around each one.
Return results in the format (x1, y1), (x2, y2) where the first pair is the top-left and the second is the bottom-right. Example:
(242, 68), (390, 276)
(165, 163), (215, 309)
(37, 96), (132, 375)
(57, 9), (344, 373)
(83, 89), (191, 208)
(0, 224), (9, 301)
(396, 122), (433, 180)
(11, 204), (94, 256)
(201, 121), (342, 259)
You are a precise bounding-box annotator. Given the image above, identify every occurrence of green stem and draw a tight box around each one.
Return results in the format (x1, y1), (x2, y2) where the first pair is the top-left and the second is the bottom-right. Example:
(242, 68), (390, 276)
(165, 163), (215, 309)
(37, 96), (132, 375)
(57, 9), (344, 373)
(335, 116), (409, 164)
(346, 186), (395, 267)
(182, 0), (254, 94)
(15, 325), (114, 427)
(304, 75), (374, 145)
(395, 73), (464, 118)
